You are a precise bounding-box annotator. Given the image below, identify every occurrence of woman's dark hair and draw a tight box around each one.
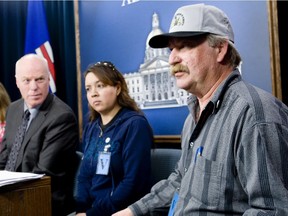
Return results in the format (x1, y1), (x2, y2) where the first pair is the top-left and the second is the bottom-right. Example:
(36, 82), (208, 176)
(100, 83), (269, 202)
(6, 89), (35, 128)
(84, 61), (141, 121)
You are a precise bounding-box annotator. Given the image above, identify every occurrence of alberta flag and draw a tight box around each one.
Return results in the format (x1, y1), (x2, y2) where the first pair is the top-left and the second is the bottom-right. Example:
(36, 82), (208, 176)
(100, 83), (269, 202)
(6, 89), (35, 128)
(24, 0), (56, 93)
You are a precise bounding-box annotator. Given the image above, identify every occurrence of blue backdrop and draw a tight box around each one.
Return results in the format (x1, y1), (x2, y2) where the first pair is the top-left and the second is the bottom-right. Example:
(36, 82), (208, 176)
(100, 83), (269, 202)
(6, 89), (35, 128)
(79, 0), (271, 135)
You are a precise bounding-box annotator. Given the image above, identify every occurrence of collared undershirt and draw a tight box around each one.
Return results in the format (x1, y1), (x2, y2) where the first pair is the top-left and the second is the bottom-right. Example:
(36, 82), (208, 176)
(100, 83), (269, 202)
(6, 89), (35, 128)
(24, 104), (40, 130)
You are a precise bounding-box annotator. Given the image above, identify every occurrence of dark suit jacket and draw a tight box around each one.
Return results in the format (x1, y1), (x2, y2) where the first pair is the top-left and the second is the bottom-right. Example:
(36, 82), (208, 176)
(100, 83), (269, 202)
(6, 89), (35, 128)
(0, 93), (79, 216)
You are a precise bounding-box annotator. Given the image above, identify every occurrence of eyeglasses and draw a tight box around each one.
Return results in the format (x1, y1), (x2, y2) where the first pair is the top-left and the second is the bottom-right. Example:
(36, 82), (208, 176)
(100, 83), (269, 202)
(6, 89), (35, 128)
(94, 61), (116, 71)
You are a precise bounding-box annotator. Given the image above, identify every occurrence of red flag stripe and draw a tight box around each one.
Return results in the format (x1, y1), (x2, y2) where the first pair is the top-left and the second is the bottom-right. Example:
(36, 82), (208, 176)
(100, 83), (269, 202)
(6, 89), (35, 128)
(40, 43), (56, 81)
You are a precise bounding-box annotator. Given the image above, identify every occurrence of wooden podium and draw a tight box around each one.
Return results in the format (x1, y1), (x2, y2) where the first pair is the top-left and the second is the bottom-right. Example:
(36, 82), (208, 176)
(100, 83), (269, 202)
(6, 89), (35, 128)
(0, 176), (51, 216)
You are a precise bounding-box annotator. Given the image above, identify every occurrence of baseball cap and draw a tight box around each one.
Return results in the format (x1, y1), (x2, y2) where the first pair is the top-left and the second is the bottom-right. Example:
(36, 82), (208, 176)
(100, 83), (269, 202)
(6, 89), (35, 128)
(149, 3), (234, 48)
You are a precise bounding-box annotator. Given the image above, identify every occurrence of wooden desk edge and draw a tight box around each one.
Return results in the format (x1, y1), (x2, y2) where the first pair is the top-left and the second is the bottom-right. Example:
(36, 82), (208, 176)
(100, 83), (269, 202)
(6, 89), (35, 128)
(0, 176), (51, 192)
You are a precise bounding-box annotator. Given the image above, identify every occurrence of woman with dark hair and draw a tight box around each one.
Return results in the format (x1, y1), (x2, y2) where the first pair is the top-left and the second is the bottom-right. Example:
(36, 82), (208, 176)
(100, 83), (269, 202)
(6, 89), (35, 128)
(75, 61), (154, 216)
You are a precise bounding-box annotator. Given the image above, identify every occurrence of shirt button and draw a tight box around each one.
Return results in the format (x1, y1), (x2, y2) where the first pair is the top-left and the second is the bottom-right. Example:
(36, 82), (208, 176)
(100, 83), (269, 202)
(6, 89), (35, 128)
(190, 142), (194, 148)
(184, 168), (188, 172)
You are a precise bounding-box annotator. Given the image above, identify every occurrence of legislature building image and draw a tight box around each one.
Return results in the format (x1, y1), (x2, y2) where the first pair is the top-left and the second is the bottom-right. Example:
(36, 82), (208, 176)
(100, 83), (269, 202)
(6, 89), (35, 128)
(123, 13), (189, 109)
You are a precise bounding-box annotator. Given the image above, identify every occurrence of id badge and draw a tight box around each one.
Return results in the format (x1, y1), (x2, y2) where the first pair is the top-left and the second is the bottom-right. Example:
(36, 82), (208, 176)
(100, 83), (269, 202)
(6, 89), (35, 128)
(96, 152), (111, 175)
(168, 192), (179, 216)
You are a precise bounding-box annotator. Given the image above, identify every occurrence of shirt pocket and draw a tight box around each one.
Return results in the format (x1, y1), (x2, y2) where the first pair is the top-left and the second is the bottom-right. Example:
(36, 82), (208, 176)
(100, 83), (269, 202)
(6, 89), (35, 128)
(191, 155), (223, 207)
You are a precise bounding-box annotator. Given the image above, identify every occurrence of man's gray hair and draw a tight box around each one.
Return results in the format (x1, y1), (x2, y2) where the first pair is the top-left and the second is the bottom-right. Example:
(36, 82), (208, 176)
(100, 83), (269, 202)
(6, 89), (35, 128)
(15, 53), (49, 77)
(207, 34), (242, 69)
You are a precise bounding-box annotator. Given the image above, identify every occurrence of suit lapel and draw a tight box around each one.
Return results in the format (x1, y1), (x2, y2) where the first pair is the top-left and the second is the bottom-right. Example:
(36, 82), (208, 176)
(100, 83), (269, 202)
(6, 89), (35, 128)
(16, 94), (54, 169)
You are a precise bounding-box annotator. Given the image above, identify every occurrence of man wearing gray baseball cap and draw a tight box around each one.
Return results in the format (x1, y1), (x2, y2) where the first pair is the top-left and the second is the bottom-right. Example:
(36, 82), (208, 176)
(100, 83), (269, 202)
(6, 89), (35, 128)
(113, 3), (288, 216)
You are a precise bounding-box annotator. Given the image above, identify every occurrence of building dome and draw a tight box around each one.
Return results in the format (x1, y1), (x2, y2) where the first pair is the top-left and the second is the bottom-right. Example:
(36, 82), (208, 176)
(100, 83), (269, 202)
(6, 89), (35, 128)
(124, 11), (189, 109)
(146, 13), (163, 49)
(144, 12), (170, 62)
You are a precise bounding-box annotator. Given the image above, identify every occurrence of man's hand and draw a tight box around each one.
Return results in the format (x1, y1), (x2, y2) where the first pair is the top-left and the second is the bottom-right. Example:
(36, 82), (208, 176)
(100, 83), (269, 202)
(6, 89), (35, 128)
(112, 208), (133, 216)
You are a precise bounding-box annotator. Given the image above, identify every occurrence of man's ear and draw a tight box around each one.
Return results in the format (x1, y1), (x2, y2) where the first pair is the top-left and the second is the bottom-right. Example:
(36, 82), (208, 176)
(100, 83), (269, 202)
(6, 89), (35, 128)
(216, 41), (229, 63)
(15, 78), (19, 89)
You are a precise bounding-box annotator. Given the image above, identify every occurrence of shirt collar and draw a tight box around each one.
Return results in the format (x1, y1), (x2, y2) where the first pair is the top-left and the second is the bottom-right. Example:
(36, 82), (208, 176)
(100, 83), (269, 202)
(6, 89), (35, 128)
(24, 103), (41, 120)
(187, 69), (241, 114)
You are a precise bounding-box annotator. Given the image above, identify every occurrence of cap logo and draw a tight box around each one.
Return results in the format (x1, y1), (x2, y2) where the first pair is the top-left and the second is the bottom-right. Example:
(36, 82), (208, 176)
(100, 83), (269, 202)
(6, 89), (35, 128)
(172, 13), (185, 27)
